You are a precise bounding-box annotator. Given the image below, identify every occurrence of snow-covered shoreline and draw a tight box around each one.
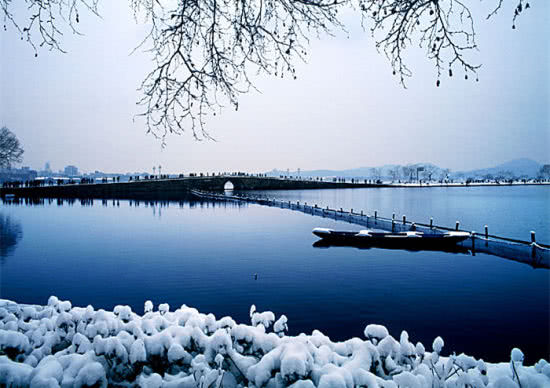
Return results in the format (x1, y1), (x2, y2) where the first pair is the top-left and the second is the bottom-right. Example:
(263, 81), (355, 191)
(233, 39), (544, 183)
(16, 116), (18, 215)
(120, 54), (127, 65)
(1, 297), (548, 387)
(379, 181), (550, 188)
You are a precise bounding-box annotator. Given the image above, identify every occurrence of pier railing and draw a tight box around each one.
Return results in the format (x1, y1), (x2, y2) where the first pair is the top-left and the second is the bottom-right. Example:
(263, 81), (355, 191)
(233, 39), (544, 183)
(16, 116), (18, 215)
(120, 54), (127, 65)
(190, 190), (550, 269)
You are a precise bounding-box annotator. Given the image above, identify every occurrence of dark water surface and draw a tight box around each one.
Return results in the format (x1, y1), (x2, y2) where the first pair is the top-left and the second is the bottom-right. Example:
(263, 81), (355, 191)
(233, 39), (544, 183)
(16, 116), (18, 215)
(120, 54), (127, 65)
(1, 186), (549, 363)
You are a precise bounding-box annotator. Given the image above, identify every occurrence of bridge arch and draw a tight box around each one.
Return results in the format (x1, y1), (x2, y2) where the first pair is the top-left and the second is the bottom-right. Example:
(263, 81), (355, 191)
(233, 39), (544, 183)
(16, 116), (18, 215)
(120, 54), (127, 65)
(223, 181), (235, 191)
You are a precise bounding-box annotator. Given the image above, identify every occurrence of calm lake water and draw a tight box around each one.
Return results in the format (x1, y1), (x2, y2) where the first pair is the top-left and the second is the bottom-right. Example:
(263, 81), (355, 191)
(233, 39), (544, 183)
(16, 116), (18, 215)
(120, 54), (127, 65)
(1, 186), (549, 363)
(250, 185), (550, 242)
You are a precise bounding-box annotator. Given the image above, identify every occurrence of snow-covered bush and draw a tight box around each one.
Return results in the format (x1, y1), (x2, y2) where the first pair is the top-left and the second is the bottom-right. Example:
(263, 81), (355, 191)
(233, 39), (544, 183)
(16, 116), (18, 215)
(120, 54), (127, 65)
(0, 297), (548, 387)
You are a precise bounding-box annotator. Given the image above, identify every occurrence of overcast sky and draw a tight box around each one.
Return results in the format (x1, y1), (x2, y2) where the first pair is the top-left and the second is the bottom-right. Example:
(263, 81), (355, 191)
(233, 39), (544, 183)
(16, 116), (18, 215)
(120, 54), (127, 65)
(1, 1), (548, 174)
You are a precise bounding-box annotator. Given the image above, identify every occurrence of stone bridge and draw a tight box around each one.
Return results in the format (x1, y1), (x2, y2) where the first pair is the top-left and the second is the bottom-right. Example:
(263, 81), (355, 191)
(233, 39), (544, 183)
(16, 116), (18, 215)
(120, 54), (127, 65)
(1, 176), (383, 200)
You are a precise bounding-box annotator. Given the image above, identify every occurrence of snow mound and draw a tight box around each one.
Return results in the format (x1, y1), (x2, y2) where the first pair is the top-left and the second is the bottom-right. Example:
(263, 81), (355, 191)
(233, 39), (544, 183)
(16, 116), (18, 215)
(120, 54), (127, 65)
(0, 297), (547, 387)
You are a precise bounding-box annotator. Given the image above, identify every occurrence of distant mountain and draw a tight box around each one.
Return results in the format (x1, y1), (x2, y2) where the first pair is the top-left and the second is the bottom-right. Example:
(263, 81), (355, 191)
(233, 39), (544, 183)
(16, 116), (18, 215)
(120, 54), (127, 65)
(266, 158), (545, 180)
(455, 158), (542, 179)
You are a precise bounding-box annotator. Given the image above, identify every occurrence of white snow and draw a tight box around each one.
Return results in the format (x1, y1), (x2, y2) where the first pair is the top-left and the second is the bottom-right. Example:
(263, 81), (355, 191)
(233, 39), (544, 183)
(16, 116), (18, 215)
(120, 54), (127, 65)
(0, 329), (31, 354)
(0, 297), (547, 387)
(0, 356), (33, 386)
(129, 338), (147, 364)
(251, 309), (276, 329)
(144, 300), (154, 314)
(113, 305), (133, 322)
(511, 348), (525, 363)
(274, 315), (289, 336)
(312, 228), (332, 234)
(159, 303), (170, 315)
(433, 336), (445, 354)
(364, 324), (389, 342)
(73, 362), (107, 387)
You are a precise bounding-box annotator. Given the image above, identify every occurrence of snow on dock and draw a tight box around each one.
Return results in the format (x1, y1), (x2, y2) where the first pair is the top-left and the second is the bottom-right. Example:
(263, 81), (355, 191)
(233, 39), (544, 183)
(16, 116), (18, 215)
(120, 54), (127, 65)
(191, 191), (550, 269)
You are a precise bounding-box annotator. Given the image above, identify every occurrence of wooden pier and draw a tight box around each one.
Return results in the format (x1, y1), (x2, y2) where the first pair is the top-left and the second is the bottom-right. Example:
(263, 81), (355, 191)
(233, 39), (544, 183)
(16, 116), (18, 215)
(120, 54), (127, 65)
(190, 190), (550, 269)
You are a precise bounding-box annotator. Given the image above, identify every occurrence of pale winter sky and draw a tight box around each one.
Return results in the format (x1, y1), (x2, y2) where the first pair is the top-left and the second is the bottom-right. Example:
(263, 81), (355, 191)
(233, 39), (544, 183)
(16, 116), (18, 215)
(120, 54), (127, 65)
(1, 1), (548, 174)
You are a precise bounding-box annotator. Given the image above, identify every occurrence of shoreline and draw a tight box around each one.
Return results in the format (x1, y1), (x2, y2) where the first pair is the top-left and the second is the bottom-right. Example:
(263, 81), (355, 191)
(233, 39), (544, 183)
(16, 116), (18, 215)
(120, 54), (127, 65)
(2, 178), (549, 200)
(377, 182), (550, 188)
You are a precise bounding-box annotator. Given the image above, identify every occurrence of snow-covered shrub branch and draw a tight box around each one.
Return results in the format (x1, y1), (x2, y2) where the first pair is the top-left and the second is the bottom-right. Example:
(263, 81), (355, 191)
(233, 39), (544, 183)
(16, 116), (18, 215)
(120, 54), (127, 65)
(0, 297), (549, 387)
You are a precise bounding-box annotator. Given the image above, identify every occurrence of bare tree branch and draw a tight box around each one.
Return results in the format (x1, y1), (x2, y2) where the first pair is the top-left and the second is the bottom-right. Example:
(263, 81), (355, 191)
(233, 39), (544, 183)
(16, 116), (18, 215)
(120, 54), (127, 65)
(129, 0), (349, 140)
(1, 0), (100, 54)
(1, 0), (533, 140)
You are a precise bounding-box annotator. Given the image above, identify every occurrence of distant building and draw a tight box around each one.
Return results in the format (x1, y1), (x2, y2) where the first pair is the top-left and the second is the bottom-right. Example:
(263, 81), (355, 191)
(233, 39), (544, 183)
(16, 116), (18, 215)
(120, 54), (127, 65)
(64, 165), (79, 176)
(0, 167), (38, 183)
(37, 162), (53, 177)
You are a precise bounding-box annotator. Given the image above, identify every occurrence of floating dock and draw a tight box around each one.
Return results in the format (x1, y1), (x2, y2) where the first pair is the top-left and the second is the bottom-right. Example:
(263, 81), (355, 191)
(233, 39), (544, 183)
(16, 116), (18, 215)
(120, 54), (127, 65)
(190, 190), (550, 269)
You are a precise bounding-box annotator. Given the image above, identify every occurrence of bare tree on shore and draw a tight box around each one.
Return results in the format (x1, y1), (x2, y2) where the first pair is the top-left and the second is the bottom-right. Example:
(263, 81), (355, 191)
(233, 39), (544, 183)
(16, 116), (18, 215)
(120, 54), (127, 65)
(440, 168), (451, 181)
(370, 167), (382, 181)
(421, 165), (437, 181)
(389, 166), (400, 182)
(402, 166), (414, 182)
(538, 165), (550, 179)
(2, 0), (532, 140)
(0, 127), (24, 168)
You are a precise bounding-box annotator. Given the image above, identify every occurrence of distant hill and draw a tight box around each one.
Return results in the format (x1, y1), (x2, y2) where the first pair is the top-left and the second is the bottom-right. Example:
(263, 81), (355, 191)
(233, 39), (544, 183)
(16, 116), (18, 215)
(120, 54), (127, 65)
(455, 158), (542, 179)
(266, 158), (545, 180)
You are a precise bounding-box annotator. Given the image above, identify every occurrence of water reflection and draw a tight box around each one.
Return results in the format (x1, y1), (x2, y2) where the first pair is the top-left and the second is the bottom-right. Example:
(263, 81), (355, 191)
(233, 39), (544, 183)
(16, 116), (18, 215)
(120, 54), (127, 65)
(312, 239), (471, 254)
(1, 197), (249, 210)
(0, 213), (23, 260)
